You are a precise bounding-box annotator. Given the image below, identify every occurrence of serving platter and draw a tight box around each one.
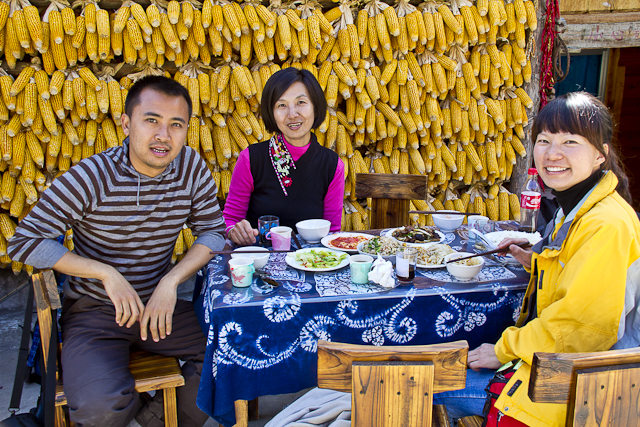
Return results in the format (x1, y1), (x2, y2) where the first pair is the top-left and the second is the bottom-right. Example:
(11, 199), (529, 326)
(384, 227), (445, 246)
(285, 248), (350, 272)
(321, 232), (373, 253)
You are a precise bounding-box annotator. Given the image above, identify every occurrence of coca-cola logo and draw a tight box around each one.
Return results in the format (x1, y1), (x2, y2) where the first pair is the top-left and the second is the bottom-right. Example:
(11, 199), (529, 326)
(520, 193), (541, 209)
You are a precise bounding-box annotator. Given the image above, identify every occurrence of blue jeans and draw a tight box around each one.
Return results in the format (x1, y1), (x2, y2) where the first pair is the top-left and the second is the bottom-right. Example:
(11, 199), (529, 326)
(433, 368), (495, 419)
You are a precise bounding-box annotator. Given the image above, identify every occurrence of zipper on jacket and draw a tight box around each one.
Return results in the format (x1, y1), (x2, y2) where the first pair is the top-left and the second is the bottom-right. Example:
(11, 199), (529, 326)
(538, 270), (544, 290)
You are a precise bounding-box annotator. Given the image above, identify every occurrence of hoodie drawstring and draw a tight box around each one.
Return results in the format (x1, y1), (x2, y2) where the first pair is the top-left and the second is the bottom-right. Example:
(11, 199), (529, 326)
(137, 174), (140, 206)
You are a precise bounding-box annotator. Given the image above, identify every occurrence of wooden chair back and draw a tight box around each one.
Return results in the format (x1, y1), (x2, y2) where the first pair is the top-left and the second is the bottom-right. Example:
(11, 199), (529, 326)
(355, 173), (428, 229)
(317, 340), (469, 427)
(31, 270), (185, 427)
(529, 347), (640, 426)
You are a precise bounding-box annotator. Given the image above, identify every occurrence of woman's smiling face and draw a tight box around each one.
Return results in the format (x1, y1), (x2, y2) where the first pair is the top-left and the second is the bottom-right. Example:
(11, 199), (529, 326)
(273, 81), (315, 147)
(534, 131), (606, 192)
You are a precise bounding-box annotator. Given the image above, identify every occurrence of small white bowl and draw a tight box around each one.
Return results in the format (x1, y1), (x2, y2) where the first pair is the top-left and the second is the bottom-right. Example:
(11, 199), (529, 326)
(444, 252), (484, 281)
(231, 246), (270, 270)
(296, 219), (331, 243)
(432, 210), (464, 233)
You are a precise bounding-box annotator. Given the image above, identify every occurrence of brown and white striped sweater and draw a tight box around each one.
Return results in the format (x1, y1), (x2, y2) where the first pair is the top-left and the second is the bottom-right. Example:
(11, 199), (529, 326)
(8, 139), (226, 303)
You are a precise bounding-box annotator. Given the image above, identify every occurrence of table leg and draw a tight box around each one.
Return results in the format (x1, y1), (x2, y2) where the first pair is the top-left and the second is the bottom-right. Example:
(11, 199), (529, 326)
(233, 400), (248, 427)
(248, 397), (259, 421)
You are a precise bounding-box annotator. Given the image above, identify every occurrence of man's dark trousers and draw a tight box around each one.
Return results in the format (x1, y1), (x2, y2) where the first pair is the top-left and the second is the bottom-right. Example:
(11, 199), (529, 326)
(60, 296), (209, 427)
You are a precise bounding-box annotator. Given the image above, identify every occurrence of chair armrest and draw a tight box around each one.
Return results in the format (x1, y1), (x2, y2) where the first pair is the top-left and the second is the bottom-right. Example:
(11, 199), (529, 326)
(529, 347), (640, 404)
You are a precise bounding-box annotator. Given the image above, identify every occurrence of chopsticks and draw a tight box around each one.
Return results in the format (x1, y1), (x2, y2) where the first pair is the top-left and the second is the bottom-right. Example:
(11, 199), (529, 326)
(210, 250), (292, 255)
(291, 233), (303, 250)
(409, 211), (477, 216)
(444, 242), (532, 264)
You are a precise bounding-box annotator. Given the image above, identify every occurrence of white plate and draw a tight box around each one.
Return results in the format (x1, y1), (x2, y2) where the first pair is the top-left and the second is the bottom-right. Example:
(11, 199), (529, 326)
(477, 231), (541, 265)
(385, 228), (445, 246)
(408, 244), (456, 269)
(416, 261), (448, 269)
(285, 248), (350, 272)
(321, 232), (373, 253)
(357, 241), (398, 261)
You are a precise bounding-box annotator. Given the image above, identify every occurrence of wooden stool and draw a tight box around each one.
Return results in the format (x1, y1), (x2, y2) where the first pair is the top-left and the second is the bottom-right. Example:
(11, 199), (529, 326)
(32, 271), (185, 427)
(317, 340), (469, 427)
(530, 347), (640, 426)
(355, 173), (428, 229)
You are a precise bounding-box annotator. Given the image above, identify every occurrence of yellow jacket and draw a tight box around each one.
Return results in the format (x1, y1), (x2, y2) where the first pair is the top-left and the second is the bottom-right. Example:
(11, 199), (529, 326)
(493, 171), (640, 426)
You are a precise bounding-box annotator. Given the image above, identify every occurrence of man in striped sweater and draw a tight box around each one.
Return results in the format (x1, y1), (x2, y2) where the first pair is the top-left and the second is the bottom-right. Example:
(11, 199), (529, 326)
(8, 76), (225, 427)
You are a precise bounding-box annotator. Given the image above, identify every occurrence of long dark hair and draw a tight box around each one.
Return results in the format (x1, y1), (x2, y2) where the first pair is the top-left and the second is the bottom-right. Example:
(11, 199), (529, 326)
(531, 92), (631, 204)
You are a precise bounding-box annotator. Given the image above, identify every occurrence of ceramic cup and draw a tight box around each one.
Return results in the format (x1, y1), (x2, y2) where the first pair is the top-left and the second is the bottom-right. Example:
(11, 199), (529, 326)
(349, 254), (374, 284)
(258, 215), (279, 247)
(266, 226), (292, 251)
(467, 215), (489, 244)
(229, 258), (255, 288)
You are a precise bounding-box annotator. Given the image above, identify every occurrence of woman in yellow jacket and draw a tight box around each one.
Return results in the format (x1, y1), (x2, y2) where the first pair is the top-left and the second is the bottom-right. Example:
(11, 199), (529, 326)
(435, 92), (640, 426)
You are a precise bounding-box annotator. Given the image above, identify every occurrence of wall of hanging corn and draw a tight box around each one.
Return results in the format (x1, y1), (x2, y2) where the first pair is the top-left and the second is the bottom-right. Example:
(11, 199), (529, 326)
(0, 0), (537, 272)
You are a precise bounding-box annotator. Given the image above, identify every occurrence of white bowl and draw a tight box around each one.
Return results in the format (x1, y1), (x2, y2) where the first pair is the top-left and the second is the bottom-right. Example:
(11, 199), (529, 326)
(444, 252), (484, 281)
(432, 210), (464, 233)
(231, 246), (270, 270)
(296, 219), (331, 243)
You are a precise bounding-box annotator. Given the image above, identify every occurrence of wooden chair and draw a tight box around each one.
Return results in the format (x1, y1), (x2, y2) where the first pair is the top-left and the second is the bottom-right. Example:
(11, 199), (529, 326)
(32, 270), (185, 427)
(317, 339), (469, 427)
(355, 173), (428, 229)
(529, 347), (640, 426)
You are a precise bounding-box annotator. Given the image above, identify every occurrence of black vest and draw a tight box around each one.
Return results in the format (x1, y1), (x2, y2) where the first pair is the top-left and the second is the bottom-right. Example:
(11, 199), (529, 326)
(246, 134), (339, 231)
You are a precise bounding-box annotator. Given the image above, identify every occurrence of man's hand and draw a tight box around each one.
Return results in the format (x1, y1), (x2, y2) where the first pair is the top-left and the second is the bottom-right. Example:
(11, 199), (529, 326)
(228, 220), (259, 246)
(140, 278), (178, 342)
(468, 343), (502, 371)
(497, 238), (534, 270)
(101, 267), (145, 328)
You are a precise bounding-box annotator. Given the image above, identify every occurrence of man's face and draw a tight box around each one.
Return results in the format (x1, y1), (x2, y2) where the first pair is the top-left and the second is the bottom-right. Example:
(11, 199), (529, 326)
(120, 88), (190, 177)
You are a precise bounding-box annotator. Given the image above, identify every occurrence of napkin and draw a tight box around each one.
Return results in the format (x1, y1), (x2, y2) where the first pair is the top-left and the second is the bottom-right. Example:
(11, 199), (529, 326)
(368, 255), (395, 288)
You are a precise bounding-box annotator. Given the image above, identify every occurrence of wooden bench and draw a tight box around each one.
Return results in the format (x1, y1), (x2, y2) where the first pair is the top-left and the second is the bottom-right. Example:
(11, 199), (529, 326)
(355, 173), (428, 229)
(32, 270), (185, 427)
(530, 347), (640, 426)
(317, 339), (469, 427)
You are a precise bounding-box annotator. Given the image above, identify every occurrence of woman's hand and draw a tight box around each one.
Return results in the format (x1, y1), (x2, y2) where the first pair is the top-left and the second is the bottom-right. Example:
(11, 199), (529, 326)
(497, 238), (534, 269)
(228, 220), (259, 246)
(468, 343), (502, 371)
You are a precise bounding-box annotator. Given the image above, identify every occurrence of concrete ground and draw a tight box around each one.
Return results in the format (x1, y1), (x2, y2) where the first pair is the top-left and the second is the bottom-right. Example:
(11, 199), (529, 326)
(0, 268), (304, 426)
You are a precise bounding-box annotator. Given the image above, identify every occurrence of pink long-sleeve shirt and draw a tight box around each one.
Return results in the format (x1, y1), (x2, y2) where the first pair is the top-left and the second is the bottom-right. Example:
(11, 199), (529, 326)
(223, 139), (344, 233)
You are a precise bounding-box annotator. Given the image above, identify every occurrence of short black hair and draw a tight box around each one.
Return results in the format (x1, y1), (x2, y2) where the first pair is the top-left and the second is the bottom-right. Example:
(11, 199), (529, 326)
(124, 75), (192, 118)
(261, 68), (327, 134)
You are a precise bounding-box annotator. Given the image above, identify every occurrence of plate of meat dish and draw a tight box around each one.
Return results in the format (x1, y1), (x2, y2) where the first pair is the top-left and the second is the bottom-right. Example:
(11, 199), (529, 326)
(321, 233), (373, 253)
(385, 226), (445, 246)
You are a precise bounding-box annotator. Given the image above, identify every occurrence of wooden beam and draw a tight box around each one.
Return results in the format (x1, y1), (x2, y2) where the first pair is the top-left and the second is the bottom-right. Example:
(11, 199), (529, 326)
(560, 0), (640, 14)
(561, 20), (640, 49)
(605, 48), (621, 107)
(563, 12), (640, 25)
(529, 347), (640, 404)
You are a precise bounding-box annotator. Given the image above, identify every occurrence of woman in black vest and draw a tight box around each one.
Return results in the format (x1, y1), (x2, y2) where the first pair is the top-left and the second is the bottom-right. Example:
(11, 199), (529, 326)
(223, 68), (345, 246)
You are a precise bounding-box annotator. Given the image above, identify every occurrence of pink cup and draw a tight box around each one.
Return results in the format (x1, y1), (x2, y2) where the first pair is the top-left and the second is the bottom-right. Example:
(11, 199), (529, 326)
(266, 226), (292, 251)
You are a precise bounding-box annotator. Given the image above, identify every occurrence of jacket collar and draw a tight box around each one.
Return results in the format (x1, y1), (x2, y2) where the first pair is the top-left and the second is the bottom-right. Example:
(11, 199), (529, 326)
(533, 170), (618, 254)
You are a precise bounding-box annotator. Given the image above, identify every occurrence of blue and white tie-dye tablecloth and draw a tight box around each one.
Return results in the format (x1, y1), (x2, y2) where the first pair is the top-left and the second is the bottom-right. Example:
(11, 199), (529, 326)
(193, 227), (529, 427)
